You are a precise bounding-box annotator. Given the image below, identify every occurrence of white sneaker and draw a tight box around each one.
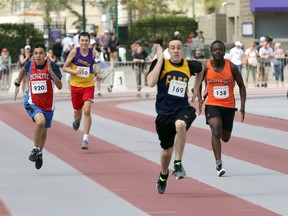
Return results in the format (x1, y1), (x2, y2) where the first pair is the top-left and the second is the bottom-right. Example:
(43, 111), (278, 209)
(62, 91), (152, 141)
(81, 140), (89, 150)
(216, 164), (225, 177)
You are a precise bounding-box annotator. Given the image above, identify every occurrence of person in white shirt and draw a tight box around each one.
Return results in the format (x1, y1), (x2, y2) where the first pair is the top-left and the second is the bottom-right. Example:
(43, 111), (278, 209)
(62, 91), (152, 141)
(229, 41), (244, 75)
(244, 42), (258, 87)
(259, 40), (274, 88)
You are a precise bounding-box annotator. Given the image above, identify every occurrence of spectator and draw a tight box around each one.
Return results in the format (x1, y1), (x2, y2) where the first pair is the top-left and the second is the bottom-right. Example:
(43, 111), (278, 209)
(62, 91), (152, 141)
(0, 48), (12, 90)
(273, 42), (285, 87)
(244, 42), (258, 87)
(62, 34), (73, 61)
(259, 39), (274, 88)
(229, 41), (244, 75)
(52, 38), (63, 63)
(197, 31), (205, 44)
(132, 45), (151, 96)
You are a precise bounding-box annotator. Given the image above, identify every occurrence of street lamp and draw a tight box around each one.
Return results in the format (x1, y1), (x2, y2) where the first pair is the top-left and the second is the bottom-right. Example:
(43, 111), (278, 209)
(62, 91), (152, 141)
(82, 0), (86, 32)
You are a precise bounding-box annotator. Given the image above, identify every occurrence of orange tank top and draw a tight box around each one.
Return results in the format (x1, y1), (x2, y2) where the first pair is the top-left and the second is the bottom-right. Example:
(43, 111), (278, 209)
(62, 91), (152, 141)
(205, 59), (235, 108)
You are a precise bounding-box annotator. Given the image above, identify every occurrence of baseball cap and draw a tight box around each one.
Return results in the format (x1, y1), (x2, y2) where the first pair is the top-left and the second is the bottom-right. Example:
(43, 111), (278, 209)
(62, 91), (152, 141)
(259, 36), (266, 42)
(174, 31), (180, 36)
(2, 48), (8, 52)
(235, 41), (242, 47)
(25, 45), (31, 50)
(90, 39), (96, 45)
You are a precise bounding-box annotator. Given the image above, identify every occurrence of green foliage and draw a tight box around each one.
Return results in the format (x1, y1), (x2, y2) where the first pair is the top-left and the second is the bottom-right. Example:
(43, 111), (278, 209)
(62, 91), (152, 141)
(126, 15), (197, 59)
(0, 23), (44, 63)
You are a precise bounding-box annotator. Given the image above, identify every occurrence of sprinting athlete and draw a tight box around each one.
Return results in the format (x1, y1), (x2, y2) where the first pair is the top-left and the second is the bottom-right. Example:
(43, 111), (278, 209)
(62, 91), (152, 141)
(147, 36), (203, 194)
(63, 32), (100, 150)
(14, 42), (62, 169)
(201, 40), (246, 177)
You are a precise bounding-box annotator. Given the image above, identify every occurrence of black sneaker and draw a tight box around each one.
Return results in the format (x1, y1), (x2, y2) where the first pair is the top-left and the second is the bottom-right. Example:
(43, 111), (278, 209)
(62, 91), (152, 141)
(35, 153), (43, 169)
(29, 148), (39, 162)
(173, 163), (186, 180)
(216, 163), (226, 177)
(156, 171), (169, 194)
(72, 120), (80, 131)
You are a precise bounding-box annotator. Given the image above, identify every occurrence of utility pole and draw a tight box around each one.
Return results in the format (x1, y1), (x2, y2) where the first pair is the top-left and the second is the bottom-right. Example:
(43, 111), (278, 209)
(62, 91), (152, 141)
(192, 0), (195, 19)
(115, 0), (119, 38)
(82, 0), (86, 32)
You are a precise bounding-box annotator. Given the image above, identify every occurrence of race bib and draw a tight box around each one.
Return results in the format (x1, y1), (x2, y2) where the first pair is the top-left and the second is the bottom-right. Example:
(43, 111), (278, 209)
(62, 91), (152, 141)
(31, 80), (47, 94)
(213, 86), (229, 98)
(77, 66), (90, 78)
(168, 80), (187, 97)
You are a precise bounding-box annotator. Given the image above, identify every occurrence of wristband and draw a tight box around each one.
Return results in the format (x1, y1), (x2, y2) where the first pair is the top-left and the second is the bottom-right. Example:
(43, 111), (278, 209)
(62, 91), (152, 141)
(14, 80), (20, 87)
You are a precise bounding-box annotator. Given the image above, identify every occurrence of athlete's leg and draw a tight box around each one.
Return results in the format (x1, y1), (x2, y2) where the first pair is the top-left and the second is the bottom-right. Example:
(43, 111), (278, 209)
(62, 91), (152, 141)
(174, 120), (187, 161)
(208, 117), (222, 161)
(83, 100), (92, 135)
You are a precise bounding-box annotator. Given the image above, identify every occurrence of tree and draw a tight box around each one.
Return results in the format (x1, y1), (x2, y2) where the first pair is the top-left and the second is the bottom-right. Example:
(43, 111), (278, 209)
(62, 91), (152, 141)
(0, 23), (44, 63)
(121, 0), (184, 22)
(203, 0), (225, 14)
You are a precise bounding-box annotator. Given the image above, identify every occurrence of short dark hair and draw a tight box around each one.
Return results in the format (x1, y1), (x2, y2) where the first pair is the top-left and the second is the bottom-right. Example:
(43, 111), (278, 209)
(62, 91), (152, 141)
(168, 36), (183, 46)
(210, 40), (226, 52)
(78, 32), (90, 40)
(32, 42), (46, 53)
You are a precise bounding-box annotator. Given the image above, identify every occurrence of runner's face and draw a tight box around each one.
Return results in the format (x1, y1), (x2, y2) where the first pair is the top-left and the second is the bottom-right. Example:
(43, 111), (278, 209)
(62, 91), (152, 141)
(168, 40), (183, 63)
(33, 48), (46, 65)
(79, 36), (90, 49)
(211, 43), (225, 60)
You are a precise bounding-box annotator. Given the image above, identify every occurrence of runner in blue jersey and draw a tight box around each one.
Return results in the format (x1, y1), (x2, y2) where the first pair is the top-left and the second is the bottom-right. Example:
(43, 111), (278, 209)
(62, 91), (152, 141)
(147, 36), (204, 194)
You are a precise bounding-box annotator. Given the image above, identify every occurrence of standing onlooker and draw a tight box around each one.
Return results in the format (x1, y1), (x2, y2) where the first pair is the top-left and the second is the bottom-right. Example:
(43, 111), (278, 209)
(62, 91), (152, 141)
(20, 45), (33, 96)
(61, 34), (73, 61)
(147, 36), (203, 194)
(47, 48), (57, 62)
(197, 31), (205, 44)
(244, 42), (258, 87)
(229, 41), (244, 75)
(101, 30), (111, 61)
(201, 40), (246, 177)
(108, 33), (120, 65)
(259, 40), (274, 88)
(194, 48), (205, 60)
(90, 38), (103, 96)
(273, 42), (285, 87)
(0, 48), (12, 90)
(13, 42), (62, 169)
(62, 32), (98, 150)
(132, 45), (150, 96)
(256, 36), (266, 87)
(52, 38), (63, 63)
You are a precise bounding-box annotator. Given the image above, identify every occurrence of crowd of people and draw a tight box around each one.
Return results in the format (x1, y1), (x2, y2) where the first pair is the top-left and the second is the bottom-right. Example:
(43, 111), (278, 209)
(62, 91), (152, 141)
(229, 36), (287, 88)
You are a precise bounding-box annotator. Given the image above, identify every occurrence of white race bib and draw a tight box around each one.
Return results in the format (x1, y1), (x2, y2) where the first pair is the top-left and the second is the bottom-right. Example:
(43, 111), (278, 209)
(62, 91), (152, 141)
(31, 80), (47, 94)
(77, 66), (90, 78)
(168, 80), (187, 97)
(213, 86), (229, 99)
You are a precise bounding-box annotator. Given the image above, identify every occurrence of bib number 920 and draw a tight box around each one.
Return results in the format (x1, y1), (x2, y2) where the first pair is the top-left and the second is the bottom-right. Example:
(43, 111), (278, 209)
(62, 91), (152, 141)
(31, 80), (47, 94)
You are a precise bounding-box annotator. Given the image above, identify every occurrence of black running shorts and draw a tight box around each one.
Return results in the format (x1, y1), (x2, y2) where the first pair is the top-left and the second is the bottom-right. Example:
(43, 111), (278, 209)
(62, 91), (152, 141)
(205, 105), (236, 132)
(155, 106), (196, 150)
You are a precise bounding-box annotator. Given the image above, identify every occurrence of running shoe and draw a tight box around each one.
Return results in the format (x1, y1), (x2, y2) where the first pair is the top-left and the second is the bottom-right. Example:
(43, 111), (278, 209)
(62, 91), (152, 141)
(156, 171), (169, 194)
(35, 153), (43, 169)
(29, 148), (39, 162)
(72, 120), (80, 131)
(81, 140), (89, 150)
(173, 163), (186, 180)
(216, 163), (226, 177)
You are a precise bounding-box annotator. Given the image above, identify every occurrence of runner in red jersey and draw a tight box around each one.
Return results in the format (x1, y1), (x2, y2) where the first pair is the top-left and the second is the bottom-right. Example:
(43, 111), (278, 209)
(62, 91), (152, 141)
(14, 42), (62, 169)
